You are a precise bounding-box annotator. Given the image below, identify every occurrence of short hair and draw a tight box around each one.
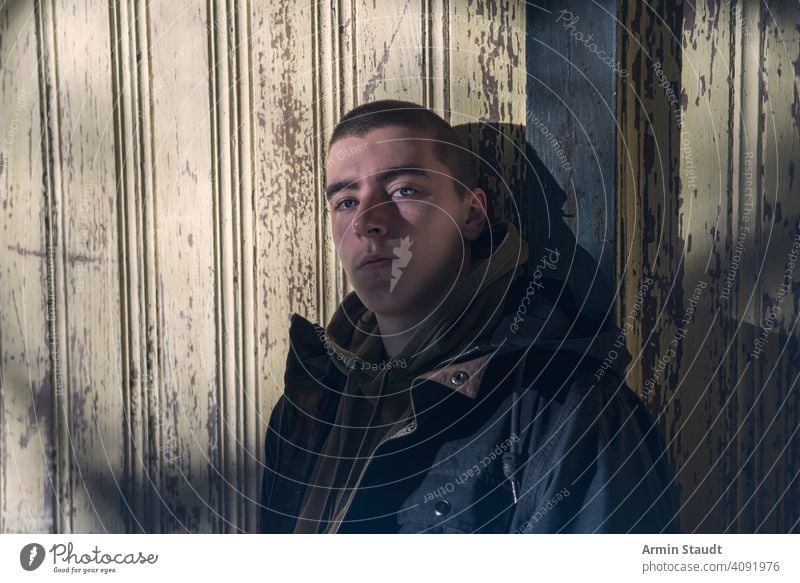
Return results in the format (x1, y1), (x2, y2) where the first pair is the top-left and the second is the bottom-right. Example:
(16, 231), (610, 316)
(328, 100), (479, 195)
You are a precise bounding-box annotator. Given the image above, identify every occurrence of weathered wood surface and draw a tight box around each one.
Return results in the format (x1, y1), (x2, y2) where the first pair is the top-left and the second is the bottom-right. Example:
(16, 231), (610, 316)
(0, 0), (530, 533)
(1, 0), (52, 534)
(618, 0), (800, 532)
(2, 0), (797, 534)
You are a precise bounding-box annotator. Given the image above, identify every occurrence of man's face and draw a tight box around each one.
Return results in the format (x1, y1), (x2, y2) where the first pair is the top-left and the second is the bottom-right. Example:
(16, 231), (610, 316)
(325, 125), (485, 323)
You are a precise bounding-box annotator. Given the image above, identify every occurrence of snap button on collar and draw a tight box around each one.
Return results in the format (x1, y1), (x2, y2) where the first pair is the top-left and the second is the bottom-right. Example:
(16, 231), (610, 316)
(450, 370), (469, 386)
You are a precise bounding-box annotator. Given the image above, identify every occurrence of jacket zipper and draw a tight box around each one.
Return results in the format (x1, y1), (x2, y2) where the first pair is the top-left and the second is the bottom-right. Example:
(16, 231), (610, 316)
(326, 369), (420, 533)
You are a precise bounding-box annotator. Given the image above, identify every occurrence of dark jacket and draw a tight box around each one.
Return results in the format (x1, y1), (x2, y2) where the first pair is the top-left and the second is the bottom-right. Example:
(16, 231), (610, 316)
(258, 223), (680, 533)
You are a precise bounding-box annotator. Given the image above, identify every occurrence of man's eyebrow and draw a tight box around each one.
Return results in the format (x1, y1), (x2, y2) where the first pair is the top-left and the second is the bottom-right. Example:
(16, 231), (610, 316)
(378, 164), (431, 182)
(325, 165), (432, 200)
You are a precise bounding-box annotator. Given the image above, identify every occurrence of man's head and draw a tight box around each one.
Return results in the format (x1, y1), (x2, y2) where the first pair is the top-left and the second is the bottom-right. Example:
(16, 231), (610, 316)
(325, 100), (488, 325)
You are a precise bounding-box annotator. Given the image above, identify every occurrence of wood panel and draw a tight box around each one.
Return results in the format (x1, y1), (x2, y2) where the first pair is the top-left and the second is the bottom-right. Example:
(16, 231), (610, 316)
(43, 0), (126, 533)
(250, 2), (324, 535)
(3, 0), (528, 532)
(11, 0), (793, 535)
(110, 0), (157, 534)
(206, 0), (257, 533)
(147, 0), (218, 533)
(617, 0), (800, 533)
(675, 0), (739, 533)
(751, 0), (800, 533)
(0, 1), (52, 534)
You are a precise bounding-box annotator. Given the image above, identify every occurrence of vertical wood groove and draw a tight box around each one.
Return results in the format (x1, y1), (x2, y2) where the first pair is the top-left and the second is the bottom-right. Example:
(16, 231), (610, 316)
(205, 0), (222, 535)
(312, 0), (324, 324)
(134, 0), (161, 534)
(230, 0), (257, 532)
(422, 0), (431, 107)
(208, 0), (257, 532)
(108, 0), (137, 533)
(207, 0), (228, 533)
(729, 0), (746, 532)
(318, 0), (349, 321)
(350, 0), (358, 108)
(34, 0), (72, 534)
(109, 0), (161, 533)
(239, 0), (259, 535)
(222, 0), (239, 533)
(442, 0), (450, 122)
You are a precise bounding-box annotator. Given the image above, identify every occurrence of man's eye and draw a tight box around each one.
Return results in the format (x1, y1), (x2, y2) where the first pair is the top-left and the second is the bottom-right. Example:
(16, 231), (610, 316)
(334, 198), (357, 211)
(392, 186), (416, 198)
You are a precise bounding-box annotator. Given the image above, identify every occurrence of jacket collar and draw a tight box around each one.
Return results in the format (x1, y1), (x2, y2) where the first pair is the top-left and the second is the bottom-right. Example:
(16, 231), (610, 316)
(283, 309), (502, 401)
(322, 221), (528, 383)
(282, 220), (632, 404)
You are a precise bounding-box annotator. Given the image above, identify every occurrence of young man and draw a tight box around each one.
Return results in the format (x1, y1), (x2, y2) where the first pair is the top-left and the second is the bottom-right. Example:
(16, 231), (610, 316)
(258, 100), (679, 534)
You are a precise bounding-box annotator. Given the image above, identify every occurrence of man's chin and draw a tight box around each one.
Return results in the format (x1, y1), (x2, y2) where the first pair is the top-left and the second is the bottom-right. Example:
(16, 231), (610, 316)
(355, 290), (408, 317)
(356, 288), (446, 326)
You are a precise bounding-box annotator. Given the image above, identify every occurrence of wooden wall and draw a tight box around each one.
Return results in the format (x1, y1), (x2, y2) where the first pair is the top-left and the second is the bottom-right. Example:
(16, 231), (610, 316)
(2, 0), (797, 534)
(618, 0), (800, 532)
(0, 0), (528, 533)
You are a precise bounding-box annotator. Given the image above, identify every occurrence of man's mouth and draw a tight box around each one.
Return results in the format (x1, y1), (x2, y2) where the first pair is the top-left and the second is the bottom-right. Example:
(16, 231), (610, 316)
(358, 257), (392, 271)
(357, 253), (394, 270)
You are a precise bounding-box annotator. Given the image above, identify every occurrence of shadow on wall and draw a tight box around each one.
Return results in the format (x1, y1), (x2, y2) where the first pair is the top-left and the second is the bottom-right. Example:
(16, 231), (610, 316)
(455, 122), (616, 331)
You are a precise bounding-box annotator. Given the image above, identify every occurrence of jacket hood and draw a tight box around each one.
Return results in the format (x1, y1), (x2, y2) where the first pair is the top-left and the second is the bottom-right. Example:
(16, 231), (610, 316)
(488, 250), (631, 386)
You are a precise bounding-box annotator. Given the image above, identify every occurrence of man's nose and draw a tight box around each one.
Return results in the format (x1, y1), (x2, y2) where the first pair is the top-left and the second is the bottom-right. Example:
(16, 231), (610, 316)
(352, 193), (391, 238)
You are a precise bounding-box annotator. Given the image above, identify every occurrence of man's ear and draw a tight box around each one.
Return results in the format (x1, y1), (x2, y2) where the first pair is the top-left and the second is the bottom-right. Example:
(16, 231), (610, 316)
(462, 187), (488, 241)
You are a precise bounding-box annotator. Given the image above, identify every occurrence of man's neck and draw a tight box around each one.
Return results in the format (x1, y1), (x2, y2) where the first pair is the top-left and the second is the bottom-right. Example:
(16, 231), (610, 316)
(374, 313), (419, 360)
